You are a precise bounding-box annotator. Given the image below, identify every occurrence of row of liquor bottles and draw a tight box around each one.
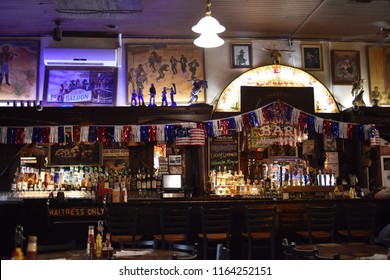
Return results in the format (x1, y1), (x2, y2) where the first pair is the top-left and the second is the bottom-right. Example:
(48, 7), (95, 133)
(11, 165), (163, 194)
(209, 158), (337, 194)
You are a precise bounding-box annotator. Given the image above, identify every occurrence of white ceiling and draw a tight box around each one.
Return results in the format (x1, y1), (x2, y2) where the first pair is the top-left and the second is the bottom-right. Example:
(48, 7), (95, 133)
(0, 0), (389, 43)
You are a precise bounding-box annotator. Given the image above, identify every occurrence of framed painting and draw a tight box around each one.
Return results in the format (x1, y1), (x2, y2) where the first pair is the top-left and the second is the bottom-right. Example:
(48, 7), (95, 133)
(48, 142), (102, 166)
(125, 44), (205, 105)
(0, 40), (39, 101)
(43, 66), (117, 106)
(301, 44), (322, 71)
(367, 46), (390, 105)
(331, 50), (361, 85)
(231, 43), (252, 68)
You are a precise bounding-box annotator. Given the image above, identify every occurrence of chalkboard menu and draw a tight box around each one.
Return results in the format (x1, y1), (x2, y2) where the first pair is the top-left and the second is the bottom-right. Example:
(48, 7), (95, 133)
(209, 135), (239, 173)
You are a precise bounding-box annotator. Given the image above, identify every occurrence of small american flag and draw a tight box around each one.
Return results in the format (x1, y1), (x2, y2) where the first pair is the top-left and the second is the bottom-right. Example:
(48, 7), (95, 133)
(175, 128), (205, 146)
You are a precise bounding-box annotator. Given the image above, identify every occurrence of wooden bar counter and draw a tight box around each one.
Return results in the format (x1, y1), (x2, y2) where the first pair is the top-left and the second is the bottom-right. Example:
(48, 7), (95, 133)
(1, 194), (390, 259)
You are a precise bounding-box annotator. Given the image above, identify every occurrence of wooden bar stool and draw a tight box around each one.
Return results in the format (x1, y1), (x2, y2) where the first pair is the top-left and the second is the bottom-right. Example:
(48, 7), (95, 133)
(104, 205), (142, 249)
(241, 206), (277, 259)
(296, 204), (337, 244)
(337, 203), (376, 244)
(197, 206), (232, 260)
(153, 207), (192, 249)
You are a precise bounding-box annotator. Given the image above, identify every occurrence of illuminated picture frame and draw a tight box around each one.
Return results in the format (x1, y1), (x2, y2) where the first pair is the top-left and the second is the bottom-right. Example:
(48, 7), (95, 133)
(231, 43), (252, 68)
(43, 66), (117, 106)
(301, 44), (323, 71)
(0, 39), (40, 101)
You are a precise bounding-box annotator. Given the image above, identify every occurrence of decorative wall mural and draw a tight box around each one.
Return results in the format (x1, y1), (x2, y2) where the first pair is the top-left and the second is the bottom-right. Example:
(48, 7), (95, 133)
(125, 44), (205, 105)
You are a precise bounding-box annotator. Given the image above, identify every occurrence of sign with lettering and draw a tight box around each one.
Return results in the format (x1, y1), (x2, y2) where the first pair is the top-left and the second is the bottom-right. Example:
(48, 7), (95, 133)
(250, 123), (297, 149)
(64, 89), (92, 102)
(209, 135), (239, 173)
(48, 207), (104, 217)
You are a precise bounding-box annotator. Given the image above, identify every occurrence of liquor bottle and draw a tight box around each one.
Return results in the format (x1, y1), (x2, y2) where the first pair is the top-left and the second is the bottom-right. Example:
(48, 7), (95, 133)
(141, 168), (147, 189)
(121, 184), (128, 203)
(146, 171), (151, 189)
(26, 236), (38, 260)
(151, 171), (157, 190)
(136, 169), (142, 190)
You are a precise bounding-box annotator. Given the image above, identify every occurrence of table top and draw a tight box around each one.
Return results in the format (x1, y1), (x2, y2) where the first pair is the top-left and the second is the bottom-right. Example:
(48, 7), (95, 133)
(37, 248), (192, 260)
(295, 242), (389, 260)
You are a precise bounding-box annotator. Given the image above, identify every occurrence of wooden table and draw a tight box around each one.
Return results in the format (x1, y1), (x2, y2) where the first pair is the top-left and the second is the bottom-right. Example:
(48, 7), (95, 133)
(295, 243), (389, 260)
(37, 249), (192, 260)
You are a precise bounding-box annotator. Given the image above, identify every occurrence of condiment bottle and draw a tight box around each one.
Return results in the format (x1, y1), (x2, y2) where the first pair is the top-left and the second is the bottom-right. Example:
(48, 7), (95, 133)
(26, 236), (38, 260)
(87, 225), (95, 259)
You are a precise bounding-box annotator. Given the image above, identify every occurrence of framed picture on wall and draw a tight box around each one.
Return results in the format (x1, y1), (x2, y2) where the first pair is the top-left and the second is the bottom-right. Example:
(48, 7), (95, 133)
(301, 44), (323, 71)
(367, 46), (390, 105)
(168, 155), (182, 166)
(48, 142), (102, 166)
(43, 67), (117, 106)
(231, 43), (252, 68)
(125, 44), (205, 105)
(0, 39), (40, 101)
(331, 50), (361, 85)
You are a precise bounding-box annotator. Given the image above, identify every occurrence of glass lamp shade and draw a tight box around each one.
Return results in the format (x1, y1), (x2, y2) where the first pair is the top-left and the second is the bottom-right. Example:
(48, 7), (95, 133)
(192, 15), (226, 34)
(194, 32), (224, 48)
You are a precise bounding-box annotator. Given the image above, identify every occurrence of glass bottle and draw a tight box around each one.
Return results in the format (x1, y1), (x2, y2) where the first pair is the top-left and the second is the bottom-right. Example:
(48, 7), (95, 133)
(87, 225), (95, 259)
(26, 235), (38, 260)
(95, 233), (102, 259)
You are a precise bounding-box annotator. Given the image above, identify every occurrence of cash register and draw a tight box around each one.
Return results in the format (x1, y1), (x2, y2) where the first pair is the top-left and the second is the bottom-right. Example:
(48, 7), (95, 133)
(161, 174), (186, 198)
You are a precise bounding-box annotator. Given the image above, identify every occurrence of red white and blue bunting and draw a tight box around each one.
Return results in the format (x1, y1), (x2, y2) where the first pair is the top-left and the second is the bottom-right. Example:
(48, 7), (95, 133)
(0, 101), (379, 146)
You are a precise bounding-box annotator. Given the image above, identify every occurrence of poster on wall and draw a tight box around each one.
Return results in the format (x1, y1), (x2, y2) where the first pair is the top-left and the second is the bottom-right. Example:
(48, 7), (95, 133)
(125, 44), (205, 105)
(43, 67), (117, 106)
(367, 46), (390, 105)
(0, 40), (39, 101)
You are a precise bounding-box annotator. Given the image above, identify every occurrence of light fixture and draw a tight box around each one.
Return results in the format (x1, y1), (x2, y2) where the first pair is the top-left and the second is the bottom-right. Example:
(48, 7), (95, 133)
(52, 20), (62, 41)
(192, 0), (225, 48)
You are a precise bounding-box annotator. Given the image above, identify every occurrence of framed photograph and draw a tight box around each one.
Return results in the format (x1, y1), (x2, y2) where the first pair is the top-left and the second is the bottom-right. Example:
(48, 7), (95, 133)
(48, 142), (102, 166)
(169, 165), (182, 175)
(0, 40), (40, 101)
(43, 66), (117, 106)
(323, 135), (337, 152)
(231, 43), (252, 68)
(301, 44), (323, 71)
(159, 164), (169, 172)
(158, 157), (168, 165)
(331, 50), (361, 85)
(126, 44), (205, 105)
(168, 155), (182, 165)
(367, 46), (390, 105)
(380, 156), (390, 188)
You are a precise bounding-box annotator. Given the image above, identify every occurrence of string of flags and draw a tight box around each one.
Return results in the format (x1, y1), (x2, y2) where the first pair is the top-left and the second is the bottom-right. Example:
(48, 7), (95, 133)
(0, 101), (380, 146)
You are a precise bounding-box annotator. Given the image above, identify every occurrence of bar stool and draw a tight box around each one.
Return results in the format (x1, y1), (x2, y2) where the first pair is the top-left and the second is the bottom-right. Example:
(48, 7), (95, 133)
(153, 207), (192, 249)
(296, 204), (337, 244)
(337, 203), (376, 244)
(197, 206), (232, 259)
(104, 205), (141, 249)
(240, 206), (277, 259)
